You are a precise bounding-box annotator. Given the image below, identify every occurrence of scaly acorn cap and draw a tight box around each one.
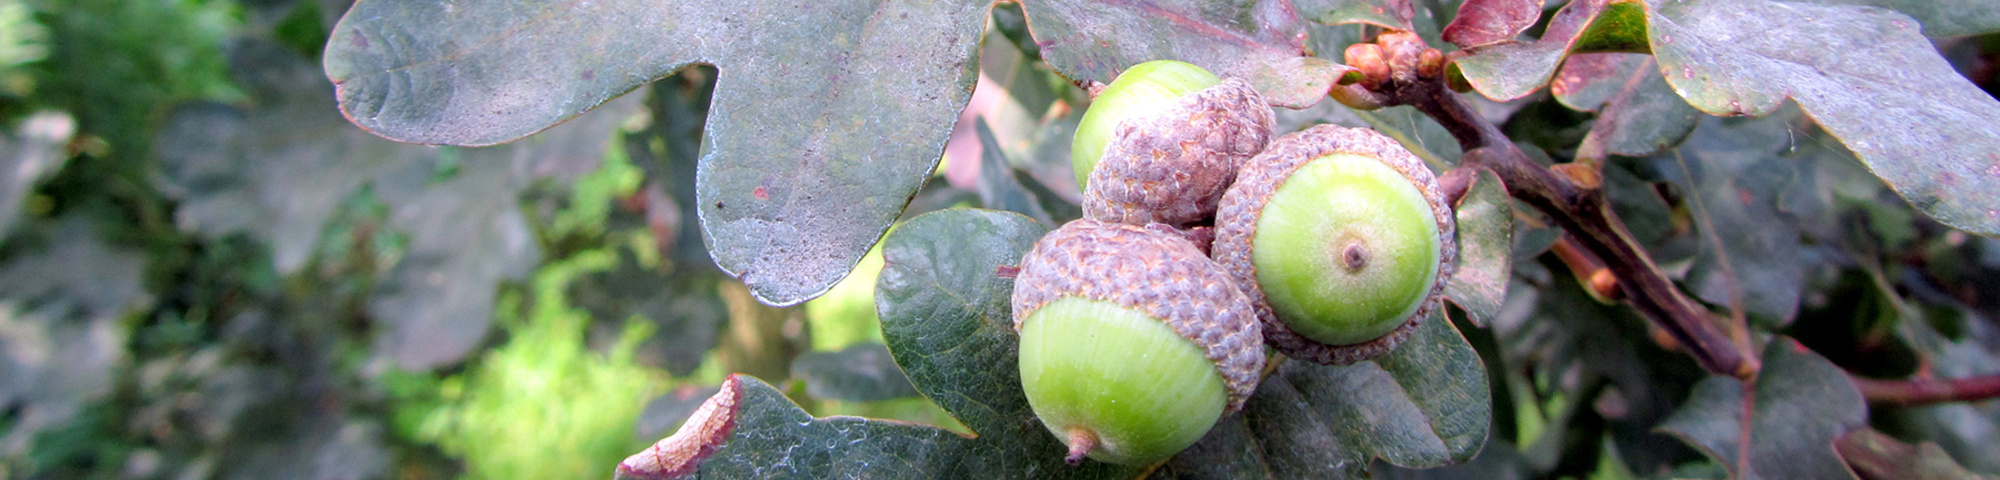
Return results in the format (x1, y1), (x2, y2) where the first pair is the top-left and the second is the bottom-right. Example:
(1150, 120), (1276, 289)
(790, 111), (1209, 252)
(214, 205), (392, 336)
(1082, 78), (1275, 227)
(1011, 219), (1265, 411)
(1211, 124), (1458, 365)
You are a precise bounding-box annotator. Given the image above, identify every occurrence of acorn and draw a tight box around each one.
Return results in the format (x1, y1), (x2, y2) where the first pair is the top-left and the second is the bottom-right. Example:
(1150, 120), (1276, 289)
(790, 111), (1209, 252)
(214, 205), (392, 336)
(1011, 219), (1264, 466)
(1071, 60), (1275, 226)
(1211, 124), (1457, 365)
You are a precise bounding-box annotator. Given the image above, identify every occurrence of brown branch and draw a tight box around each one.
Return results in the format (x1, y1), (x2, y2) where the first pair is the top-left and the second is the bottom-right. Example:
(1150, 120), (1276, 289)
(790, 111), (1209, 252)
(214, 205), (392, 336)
(1357, 32), (1760, 379)
(1853, 374), (2000, 407)
(1550, 234), (1621, 303)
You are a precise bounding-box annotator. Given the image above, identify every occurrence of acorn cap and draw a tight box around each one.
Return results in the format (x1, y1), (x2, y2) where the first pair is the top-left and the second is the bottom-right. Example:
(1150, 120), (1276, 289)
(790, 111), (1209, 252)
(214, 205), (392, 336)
(1211, 124), (1458, 365)
(1082, 78), (1275, 227)
(1012, 219), (1265, 411)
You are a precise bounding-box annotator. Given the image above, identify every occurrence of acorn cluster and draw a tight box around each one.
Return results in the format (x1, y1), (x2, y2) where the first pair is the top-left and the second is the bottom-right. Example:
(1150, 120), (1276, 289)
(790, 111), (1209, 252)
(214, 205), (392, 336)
(1009, 60), (1459, 466)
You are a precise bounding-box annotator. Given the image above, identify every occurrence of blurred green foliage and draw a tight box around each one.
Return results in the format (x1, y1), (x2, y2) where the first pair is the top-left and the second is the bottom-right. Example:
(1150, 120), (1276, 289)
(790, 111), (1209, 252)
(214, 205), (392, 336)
(19, 0), (240, 154)
(388, 251), (663, 480)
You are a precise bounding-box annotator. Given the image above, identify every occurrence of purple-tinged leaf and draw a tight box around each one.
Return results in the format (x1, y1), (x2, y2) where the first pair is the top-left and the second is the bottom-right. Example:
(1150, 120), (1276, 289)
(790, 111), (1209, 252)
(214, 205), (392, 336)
(1441, 0), (1547, 49)
(1553, 53), (1701, 157)
(1452, 0), (1647, 101)
(1649, 0), (2000, 237)
(1658, 338), (1867, 480)
(325, 0), (989, 306)
(1021, 0), (1357, 108)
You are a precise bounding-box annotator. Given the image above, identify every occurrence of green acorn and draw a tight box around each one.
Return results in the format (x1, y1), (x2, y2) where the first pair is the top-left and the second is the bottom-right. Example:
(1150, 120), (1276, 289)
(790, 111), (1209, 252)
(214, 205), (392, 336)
(1071, 60), (1274, 226)
(1211, 125), (1457, 365)
(1012, 219), (1264, 466)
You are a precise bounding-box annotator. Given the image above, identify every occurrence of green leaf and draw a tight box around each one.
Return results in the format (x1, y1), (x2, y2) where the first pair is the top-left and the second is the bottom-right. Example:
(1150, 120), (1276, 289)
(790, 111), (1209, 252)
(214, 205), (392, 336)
(974, 119), (1054, 226)
(978, 24), (1068, 129)
(790, 343), (920, 402)
(1296, 0), (1418, 30)
(1603, 159), (1696, 264)
(1835, 429), (1994, 480)
(1446, 169), (1513, 327)
(325, 0), (989, 307)
(877, 208), (1046, 433)
(1353, 105), (1465, 166)
(1648, 0), (2000, 237)
(569, 250), (726, 377)
(1881, 292), (2000, 473)
(616, 375), (968, 480)
(1452, 0), (1647, 101)
(1656, 115), (1813, 326)
(218, 417), (393, 480)
(624, 70), (723, 272)
(159, 41), (632, 369)
(1658, 338), (1867, 480)
(1373, 440), (1539, 479)
(1441, 0), (1547, 49)
(620, 208), (1141, 478)
(1020, 0), (1357, 108)
(0, 113), (71, 240)
(1793, 0), (2000, 37)
(1167, 313), (1491, 479)
(1553, 53), (1701, 157)
(877, 208), (1145, 475)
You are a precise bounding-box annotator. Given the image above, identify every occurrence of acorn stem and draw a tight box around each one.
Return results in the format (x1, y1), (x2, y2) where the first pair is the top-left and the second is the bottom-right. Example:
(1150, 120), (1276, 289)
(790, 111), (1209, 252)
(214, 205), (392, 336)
(1064, 429), (1098, 466)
